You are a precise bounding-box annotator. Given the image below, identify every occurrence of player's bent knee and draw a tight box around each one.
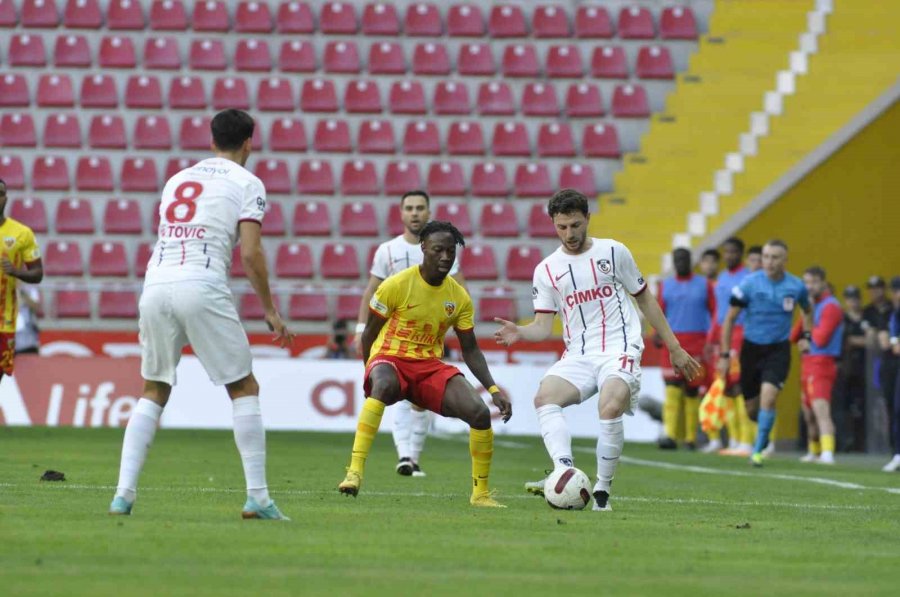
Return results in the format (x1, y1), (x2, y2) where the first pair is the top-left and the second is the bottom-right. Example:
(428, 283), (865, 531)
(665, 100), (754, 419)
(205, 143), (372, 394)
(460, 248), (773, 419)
(468, 401), (491, 430)
(226, 373), (259, 399)
(370, 378), (401, 403)
(142, 379), (172, 406)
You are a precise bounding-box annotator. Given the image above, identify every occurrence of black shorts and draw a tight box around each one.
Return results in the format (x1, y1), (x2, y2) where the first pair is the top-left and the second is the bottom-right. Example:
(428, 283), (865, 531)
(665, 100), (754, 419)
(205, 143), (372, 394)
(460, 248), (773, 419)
(740, 340), (791, 400)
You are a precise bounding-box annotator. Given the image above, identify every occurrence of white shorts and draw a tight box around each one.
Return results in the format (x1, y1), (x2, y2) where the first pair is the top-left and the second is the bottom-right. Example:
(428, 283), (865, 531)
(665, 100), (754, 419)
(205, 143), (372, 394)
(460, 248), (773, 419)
(542, 352), (643, 415)
(139, 280), (252, 386)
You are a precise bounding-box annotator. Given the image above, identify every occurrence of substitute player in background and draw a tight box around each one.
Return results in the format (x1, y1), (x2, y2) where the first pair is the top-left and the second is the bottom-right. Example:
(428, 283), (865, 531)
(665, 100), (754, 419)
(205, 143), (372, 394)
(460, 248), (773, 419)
(353, 190), (465, 478)
(792, 267), (843, 465)
(494, 190), (700, 511)
(339, 221), (512, 507)
(657, 247), (715, 451)
(746, 245), (763, 272)
(109, 110), (293, 520)
(718, 240), (812, 467)
(0, 178), (43, 383)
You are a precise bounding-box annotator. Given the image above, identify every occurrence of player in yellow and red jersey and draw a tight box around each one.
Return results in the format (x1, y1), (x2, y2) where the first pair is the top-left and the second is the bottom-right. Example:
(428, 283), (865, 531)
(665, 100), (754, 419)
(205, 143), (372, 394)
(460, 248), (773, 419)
(0, 178), (43, 380)
(338, 221), (513, 507)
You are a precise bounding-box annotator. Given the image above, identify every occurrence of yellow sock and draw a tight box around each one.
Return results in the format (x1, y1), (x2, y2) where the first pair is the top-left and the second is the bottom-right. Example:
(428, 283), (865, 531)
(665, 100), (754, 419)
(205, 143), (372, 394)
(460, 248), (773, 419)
(663, 385), (682, 440)
(684, 396), (700, 443)
(469, 427), (494, 495)
(736, 396), (757, 446)
(821, 435), (835, 454)
(809, 440), (822, 455)
(724, 397), (739, 445)
(349, 397), (385, 475)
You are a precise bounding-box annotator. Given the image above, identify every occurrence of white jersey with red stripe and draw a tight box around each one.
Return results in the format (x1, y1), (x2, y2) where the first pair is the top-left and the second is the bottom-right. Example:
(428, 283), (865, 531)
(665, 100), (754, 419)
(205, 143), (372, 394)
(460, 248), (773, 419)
(144, 157), (266, 287)
(532, 238), (647, 358)
(370, 234), (460, 280)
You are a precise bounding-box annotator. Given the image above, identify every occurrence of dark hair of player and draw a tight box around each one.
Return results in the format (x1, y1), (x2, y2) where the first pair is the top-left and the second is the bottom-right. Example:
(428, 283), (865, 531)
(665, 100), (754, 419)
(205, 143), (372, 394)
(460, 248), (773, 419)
(701, 248), (720, 260)
(723, 236), (745, 253)
(210, 109), (255, 151)
(747, 245), (762, 256)
(419, 220), (466, 247)
(548, 189), (589, 218)
(766, 239), (789, 252)
(805, 265), (826, 279)
(400, 189), (430, 206)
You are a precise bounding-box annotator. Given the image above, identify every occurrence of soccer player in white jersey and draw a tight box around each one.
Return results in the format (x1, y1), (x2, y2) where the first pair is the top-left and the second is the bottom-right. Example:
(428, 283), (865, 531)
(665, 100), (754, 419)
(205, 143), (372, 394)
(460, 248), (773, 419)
(109, 110), (293, 520)
(352, 190), (465, 477)
(494, 190), (700, 511)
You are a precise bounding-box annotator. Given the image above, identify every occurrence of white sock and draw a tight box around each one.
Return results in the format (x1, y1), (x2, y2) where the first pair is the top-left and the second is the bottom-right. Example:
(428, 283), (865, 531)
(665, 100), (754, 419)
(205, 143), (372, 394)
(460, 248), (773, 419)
(595, 416), (624, 494)
(392, 400), (412, 460)
(232, 396), (271, 508)
(115, 398), (163, 503)
(536, 404), (573, 469)
(409, 408), (431, 463)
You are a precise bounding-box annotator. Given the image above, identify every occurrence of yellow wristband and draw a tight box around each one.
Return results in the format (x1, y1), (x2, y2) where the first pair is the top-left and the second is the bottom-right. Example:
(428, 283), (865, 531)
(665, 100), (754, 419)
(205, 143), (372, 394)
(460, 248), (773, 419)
(487, 385), (500, 395)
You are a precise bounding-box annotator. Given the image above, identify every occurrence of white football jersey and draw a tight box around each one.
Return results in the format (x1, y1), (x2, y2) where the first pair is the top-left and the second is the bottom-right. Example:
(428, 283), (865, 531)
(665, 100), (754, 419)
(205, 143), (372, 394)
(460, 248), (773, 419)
(370, 234), (460, 280)
(145, 157), (266, 286)
(533, 238), (647, 358)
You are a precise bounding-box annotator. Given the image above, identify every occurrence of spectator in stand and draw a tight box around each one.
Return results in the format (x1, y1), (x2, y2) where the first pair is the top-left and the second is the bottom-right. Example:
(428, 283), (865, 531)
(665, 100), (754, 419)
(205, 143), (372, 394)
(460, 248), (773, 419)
(746, 246), (763, 272)
(880, 277), (900, 472)
(699, 249), (721, 281)
(15, 285), (41, 355)
(863, 276), (892, 338)
(325, 319), (352, 359)
(836, 286), (868, 452)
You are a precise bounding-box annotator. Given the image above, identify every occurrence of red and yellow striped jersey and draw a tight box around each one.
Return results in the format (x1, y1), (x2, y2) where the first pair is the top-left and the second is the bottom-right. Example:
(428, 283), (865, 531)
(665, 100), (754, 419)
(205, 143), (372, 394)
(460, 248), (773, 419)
(368, 266), (474, 362)
(0, 218), (41, 333)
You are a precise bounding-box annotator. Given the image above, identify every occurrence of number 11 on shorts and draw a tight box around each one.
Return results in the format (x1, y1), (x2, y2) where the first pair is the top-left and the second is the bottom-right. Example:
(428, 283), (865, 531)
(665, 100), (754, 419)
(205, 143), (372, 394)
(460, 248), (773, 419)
(619, 355), (635, 373)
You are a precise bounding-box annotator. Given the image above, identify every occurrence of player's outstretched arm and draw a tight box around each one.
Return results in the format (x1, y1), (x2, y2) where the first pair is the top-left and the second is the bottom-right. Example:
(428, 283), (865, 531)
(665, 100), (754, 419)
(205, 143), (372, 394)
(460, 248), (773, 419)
(635, 290), (701, 382)
(457, 329), (512, 422)
(1, 257), (43, 284)
(239, 221), (293, 348)
(493, 312), (555, 346)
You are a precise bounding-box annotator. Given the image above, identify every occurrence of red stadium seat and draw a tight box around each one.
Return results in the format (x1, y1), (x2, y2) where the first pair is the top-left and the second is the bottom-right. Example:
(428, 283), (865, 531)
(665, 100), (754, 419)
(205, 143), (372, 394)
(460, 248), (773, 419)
(427, 161), (466, 196)
(134, 242), (153, 278)
(341, 160), (379, 195)
(239, 294), (276, 321)
(357, 119), (395, 153)
(192, 0), (229, 32)
(80, 73), (118, 108)
(235, 39), (272, 71)
(345, 80), (382, 113)
(269, 117), (307, 152)
(144, 37), (181, 70)
(506, 245), (543, 280)
(323, 40), (361, 74)
(300, 79), (338, 112)
(134, 115), (172, 149)
(258, 77), (294, 112)
(514, 163), (552, 197)
(297, 160), (335, 195)
(76, 156), (113, 191)
(1, 74), (30, 107)
(405, 3), (442, 36)
(368, 41), (406, 75)
(22, 0), (59, 27)
(261, 200), (285, 236)
(492, 122), (530, 156)
(575, 5), (612, 38)
(412, 42), (451, 76)
(522, 82), (560, 116)
(591, 46), (628, 78)
(559, 163), (597, 195)
(636, 45), (674, 79)
(45, 241), (83, 276)
(340, 201), (378, 236)
(480, 203), (518, 237)
(275, 242), (313, 278)
(403, 121), (441, 155)
(276, 1), (313, 33)
(54, 35), (91, 67)
(434, 202), (472, 236)
(457, 43), (495, 76)
(527, 202), (556, 237)
(165, 157), (195, 179)
(107, 0), (145, 30)
(254, 159), (291, 194)
(447, 4), (484, 37)
(533, 5), (570, 38)
(320, 1), (357, 34)
(278, 40), (316, 72)
(478, 287), (517, 322)
(537, 122), (575, 157)
(33, 155), (71, 190)
(100, 36), (138, 68)
(64, 0), (103, 29)
(0, 156), (25, 189)
(120, 157), (159, 192)
(0, 113), (37, 147)
(477, 81), (515, 115)
(90, 242), (128, 276)
(236, 1), (273, 32)
(313, 119), (352, 153)
(292, 200), (331, 235)
(335, 289), (362, 321)
(0, 0), (15, 26)
(388, 81), (426, 114)
(289, 287), (328, 321)
(460, 244), (497, 280)
(447, 121), (485, 156)
(384, 161), (422, 195)
(321, 243), (360, 278)
(502, 44), (540, 77)
(36, 74), (75, 107)
(565, 82), (604, 117)
(56, 198), (94, 233)
(149, 0), (187, 30)
(10, 198), (49, 233)
(104, 199), (142, 234)
(56, 289), (91, 317)
(9, 34), (47, 66)
(43, 113), (82, 148)
(125, 75), (162, 110)
(546, 45), (584, 78)
(434, 81), (471, 115)
(386, 205), (403, 235)
(471, 162), (509, 197)
(611, 84), (650, 117)
(661, 6), (698, 40)
(362, 2), (399, 35)
(98, 290), (138, 319)
(618, 6), (655, 39)
(212, 77), (250, 110)
(190, 39), (227, 70)
(169, 76), (206, 109)
(488, 5), (527, 37)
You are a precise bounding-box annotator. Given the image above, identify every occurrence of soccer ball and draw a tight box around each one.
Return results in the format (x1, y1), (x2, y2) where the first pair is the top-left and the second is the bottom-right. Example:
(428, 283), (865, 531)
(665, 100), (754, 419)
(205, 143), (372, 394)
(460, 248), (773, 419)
(544, 467), (593, 510)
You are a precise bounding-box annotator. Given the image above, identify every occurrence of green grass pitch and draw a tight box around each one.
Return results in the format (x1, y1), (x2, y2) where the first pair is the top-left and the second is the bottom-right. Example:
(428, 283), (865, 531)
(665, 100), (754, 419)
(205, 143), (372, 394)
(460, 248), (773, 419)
(2, 427), (899, 596)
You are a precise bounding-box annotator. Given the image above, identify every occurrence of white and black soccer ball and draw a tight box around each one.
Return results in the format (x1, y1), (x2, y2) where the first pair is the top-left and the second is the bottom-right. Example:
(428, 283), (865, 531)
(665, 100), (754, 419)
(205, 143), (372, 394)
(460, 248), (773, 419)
(544, 467), (593, 510)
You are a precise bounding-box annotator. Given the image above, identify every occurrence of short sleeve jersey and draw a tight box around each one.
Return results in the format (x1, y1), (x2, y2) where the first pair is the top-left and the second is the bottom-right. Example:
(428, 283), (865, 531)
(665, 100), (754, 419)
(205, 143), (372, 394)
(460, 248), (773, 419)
(370, 235), (460, 280)
(730, 270), (809, 344)
(0, 218), (41, 333)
